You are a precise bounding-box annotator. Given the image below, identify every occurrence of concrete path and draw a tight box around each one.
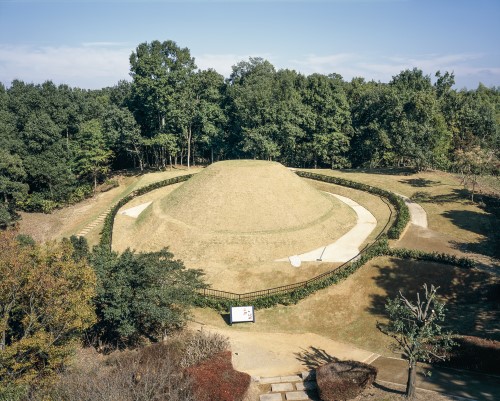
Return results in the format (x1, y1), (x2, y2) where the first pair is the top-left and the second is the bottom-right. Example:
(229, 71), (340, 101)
(397, 193), (428, 228)
(372, 356), (500, 401)
(119, 201), (152, 218)
(278, 193), (377, 265)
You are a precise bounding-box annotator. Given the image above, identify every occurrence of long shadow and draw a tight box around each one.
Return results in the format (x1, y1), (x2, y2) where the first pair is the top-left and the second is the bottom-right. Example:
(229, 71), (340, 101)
(442, 209), (500, 258)
(295, 346), (337, 371)
(399, 178), (442, 187)
(367, 258), (500, 340)
(338, 167), (415, 176)
(372, 381), (404, 395)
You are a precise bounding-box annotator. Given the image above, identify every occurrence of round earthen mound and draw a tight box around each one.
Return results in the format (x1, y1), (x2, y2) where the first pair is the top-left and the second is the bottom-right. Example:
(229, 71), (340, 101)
(160, 160), (335, 233)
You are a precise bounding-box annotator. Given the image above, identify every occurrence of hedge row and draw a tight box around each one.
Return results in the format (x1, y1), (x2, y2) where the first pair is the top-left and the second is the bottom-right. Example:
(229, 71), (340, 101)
(387, 247), (476, 269)
(295, 171), (410, 239)
(194, 238), (391, 311)
(99, 174), (194, 249)
(195, 240), (476, 311)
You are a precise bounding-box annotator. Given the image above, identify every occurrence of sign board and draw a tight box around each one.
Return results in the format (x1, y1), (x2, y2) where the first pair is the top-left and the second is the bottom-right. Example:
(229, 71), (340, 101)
(230, 306), (255, 324)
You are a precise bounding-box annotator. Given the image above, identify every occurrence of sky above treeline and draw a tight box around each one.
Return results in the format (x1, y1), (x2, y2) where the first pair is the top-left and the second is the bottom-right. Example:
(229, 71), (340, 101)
(0, 0), (499, 90)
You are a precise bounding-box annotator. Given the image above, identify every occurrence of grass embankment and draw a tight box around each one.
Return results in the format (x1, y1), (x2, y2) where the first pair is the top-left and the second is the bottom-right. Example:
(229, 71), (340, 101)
(18, 168), (201, 246)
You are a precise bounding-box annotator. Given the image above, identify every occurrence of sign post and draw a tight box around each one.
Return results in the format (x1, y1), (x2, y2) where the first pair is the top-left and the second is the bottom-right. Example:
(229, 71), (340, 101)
(229, 306), (255, 325)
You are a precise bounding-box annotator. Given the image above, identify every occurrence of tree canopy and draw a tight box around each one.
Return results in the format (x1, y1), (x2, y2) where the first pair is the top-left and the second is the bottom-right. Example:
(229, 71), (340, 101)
(0, 40), (499, 225)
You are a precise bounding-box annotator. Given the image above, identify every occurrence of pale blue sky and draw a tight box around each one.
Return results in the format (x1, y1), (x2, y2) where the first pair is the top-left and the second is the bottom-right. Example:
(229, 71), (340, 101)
(0, 0), (499, 89)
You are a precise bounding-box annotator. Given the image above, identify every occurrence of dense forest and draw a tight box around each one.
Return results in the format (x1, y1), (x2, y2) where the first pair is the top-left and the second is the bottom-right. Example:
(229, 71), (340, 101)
(1, 40), (499, 226)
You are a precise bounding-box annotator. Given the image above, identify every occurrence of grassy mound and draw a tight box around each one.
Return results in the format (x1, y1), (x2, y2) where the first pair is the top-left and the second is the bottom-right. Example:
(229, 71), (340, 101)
(160, 160), (335, 233)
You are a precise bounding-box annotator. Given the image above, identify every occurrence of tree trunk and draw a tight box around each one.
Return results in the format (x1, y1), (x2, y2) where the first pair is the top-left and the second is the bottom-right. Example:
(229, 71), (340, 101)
(405, 361), (417, 399)
(187, 127), (192, 170)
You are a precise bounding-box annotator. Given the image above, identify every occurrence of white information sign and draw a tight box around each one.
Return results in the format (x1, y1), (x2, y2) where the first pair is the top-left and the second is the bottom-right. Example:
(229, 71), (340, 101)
(230, 306), (255, 324)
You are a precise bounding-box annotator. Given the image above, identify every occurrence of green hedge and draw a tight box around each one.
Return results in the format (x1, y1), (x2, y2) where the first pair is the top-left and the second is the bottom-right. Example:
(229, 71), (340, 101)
(195, 240), (476, 312)
(295, 171), (410, 239)
(99, 174), (194, 249)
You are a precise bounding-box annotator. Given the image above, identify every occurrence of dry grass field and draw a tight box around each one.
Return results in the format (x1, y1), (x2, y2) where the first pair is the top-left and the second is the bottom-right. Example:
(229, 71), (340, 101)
(15, 162), (500, 400)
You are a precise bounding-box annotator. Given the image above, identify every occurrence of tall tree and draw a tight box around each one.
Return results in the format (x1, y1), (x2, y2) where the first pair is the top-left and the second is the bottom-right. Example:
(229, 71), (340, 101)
(130, 40), (196, 167)
(74, 119), (114, 193)
(377, 284), (455, 399)
(227, 58), (280, 160)
(302, 73), (352, 168)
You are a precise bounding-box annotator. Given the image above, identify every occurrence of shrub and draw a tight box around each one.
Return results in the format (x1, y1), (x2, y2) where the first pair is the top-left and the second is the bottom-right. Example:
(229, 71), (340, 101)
(18, 193), (58, 213)
(180, 329), (230, 368)
(35, 342), (195, 401)
(316, 358), (377, 401)
(437, 336), (500, 375)
(186, 350), (251, 401)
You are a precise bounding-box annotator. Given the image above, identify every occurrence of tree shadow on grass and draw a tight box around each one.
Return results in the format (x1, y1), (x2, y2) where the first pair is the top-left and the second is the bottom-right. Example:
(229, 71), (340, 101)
(399, 178), (442, 187)
(338, 167), (415, 176)
(366, 258), (500, 340)
(442, 209), (500, 258)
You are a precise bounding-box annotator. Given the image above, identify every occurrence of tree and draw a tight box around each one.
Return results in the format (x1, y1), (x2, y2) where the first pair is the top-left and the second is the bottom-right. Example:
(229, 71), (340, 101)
(0, 230), (96, 391)
(454, 146), (499, 201)
(74, 119), (114, 193)
(90, 247), (206, 347)
(130, 40), (197, 168)
(0, 150), (28, 227)
(377, 284), (455, 399)
(227, 58), (280, 160)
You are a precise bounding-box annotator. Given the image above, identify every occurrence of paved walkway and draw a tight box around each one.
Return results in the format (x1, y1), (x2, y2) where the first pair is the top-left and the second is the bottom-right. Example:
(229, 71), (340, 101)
(277, 192), (377, 265)
(397, 193), (428, 228)
(372, 356), (500, 401)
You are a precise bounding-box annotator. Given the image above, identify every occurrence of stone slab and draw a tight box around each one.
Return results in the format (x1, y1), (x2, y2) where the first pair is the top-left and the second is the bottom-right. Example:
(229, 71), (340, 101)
(280, 375), (302, 382)
(260, 376), (282, 384)
(295, 381), (317, 391)
(260, 394), (283, 401)
(271, 382), (294, 392)
(285, 391), (310, 400)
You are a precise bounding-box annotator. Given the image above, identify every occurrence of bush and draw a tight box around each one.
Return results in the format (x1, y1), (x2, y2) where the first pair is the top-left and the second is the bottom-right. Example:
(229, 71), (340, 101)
(18, 193), (58, 213)
(67, 184), (93, 203)
(186, 350), (251, 401)
(316, 358), (377, 401)
(180, 329), (230, 368)
(34, 342), (195, 401)
(437, 336), (500, 375)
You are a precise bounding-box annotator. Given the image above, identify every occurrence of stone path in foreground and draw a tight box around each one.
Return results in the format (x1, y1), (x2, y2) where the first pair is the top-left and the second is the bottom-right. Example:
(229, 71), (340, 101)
(257, 372), (319, 401)
(76, 207), (113, 237)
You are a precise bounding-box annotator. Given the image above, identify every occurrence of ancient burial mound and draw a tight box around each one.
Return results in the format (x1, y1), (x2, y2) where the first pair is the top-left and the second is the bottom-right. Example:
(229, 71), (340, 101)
(161, 160), (335, 233)
(113, 160), (356, 289)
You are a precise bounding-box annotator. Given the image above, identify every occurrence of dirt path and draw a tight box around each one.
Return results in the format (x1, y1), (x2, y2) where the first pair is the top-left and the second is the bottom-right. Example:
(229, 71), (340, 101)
(188, 321), (376, 377)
